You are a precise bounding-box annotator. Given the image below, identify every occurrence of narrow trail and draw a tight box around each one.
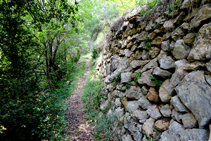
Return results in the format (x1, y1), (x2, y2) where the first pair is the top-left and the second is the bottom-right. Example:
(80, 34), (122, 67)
(65, 59), (94, 141)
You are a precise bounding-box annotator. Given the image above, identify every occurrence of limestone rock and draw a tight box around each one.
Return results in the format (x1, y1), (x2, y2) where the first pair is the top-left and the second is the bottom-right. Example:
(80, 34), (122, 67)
(141, 58), (158, 73)
(135, 50), (142, 60)
(183, 8), (199, 21)
(160, 121), (208, 141)
(171, 27), (185, 41)
(171, 109), (182, 123)
(160, 104), (172, 117)
(147, 105), (162, 120)
(163, 19), (175, 30)
(183, 33), (196, 46)
(146, 87), (159, 102)
(161, 40), (170, 51)
(128, 121), (143, 141)
(149, 47), (160, 59)
(205, 75), (211, 85)
(138, 70), (156, 87)
(130, 60), (149, 69)
(121, 97), (128, 108)
(188, 22), (211, 62)
(190, 4), (211, 28)
(138, 96), (152, 110)
(173, 39), (191, 60)
(126, 101), (141, 113)
(113, 90), (125, 97)
(163, 33), (171, 40)
(153, 67), (172, 78)
(135, 31), (148, 42)
(206, 61), (211, 72)
(181, 0), (200, 9)
(125, 86), (143, 100)
(132, 110), (149, 124)
(141, 86), (149, 95)
(142, 118), (155, 138)
(159, 54), (175, 70)
(151, 36), (163, 47)
(124, 49), (133, 57)
(181, 113), (197, 129)
(175, 71), (211, 128)
(142, 50), (149, 60)
(122, 134), (133, 141)
(159, 79), (172, 103)
(154, 119), (170, 131)
(121, 72), (132, 83)
(115, 98), (122, 107)
(171, 96), (189, 113)
(168, 68), (188, 96)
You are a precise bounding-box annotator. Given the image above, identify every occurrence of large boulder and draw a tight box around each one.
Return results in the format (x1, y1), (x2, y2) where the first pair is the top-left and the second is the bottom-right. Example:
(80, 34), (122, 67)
(190, 4), (211, 28)
(160, 121), (208, 141)
(175, 71), (211, 128)
(188, 22), (211, 62)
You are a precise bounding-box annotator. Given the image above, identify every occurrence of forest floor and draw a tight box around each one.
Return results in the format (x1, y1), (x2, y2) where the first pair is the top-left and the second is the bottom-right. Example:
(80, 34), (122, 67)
(65, 59), (94, 141)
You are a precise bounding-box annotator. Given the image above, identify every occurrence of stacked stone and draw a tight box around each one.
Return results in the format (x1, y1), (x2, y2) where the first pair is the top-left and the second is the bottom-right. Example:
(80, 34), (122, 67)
(97, 0), (211, 140)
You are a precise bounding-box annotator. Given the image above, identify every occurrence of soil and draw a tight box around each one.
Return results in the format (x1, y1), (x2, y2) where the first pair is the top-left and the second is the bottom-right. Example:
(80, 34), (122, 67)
(65, 59), (94, 141)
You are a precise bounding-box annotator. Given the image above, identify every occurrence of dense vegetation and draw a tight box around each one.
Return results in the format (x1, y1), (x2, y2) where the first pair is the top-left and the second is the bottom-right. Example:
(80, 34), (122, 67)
(0, 0), (152, 140)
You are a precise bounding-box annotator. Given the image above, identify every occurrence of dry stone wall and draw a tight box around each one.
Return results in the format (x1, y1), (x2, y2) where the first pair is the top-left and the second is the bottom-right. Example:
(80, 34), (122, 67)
(96, 0), (211, 140)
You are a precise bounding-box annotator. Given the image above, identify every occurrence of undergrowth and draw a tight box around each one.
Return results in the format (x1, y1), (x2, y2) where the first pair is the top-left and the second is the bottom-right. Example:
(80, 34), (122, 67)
(0, 59), (86, 140)
(82, 56), (115, 140)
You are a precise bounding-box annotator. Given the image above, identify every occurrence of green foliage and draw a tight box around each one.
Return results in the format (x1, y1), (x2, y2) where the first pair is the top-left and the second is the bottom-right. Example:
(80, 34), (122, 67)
(112, 72), (121, 85)
(144, 36), (153, 50)
(167, 0), (181, 13)
(92, 48), (98, 59)
(134, 72), (141, 84)
(126, 81), (133, 89)
(151, 76), (163, 87)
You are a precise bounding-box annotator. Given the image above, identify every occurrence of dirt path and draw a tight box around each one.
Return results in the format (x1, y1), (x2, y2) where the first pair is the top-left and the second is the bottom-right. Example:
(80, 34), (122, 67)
(65, 59), (94, 141)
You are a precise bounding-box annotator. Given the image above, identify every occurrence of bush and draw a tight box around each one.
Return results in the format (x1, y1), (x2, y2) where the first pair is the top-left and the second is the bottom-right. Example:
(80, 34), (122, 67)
(92, 49), (98, 59)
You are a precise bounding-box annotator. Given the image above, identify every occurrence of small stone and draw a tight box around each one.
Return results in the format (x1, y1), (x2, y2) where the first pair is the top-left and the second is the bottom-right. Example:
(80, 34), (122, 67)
(142, 50), (149, 60)
(171, 109), (183, 123)
(181, 113), (197, 129)
(130, 60), (149, 69)
(146, 87), (160, 102)
(163, 19), (175, 30)
(160, 104), (172, 117)
(125, 86), (143, 100)
(147, 105), (162, 120)
(153, 67), (172, 78)
(124, 49), (133, 57)
(115, 98), (122, 107)
(159, 79), (172, 103)
(141, 58), (158, 73)
(122, 134), (133, 141)
(126, 101), (141, 113)
(121, 97), (128, 108)
(100, 100), (109, 110)
(132, 110), (149, 124)
(143, 118), (155, 138)
(138, 96), (152, 110)
(173, 39), (191, 60)
(128, 121), (143, 141)
(183, 33), (196, 46)
(171, 27), (185, 41)
(171, 96), (189, 113)
(149, 47), (160, 59)
(121, 72), (132, 83)
(161, 40), (170, 51)
(154, 119), (170, 131)
(151, 36), (163, 47)
(159, 54), (175, 70)
(138, 70), (156, 87)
